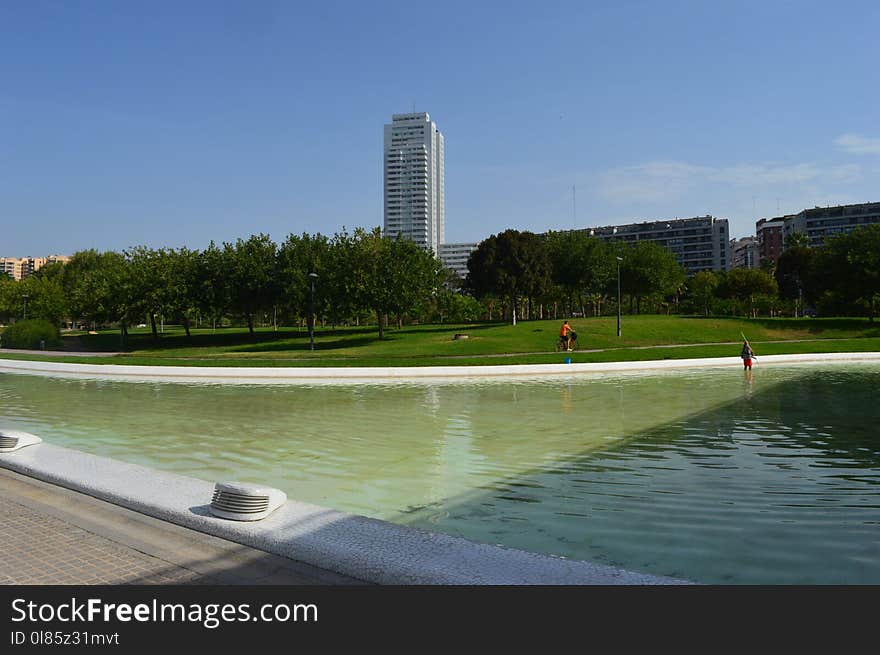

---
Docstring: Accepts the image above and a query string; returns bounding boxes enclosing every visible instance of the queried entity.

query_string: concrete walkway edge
[2,351,879,384]
[0,443,688,585]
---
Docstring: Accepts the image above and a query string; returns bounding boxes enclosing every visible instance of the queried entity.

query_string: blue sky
[2,0,878,255]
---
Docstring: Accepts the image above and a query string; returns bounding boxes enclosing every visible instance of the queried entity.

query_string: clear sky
[2,0,878,255]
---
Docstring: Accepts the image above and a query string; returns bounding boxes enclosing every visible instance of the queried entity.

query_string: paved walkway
[1,336,867,364]
[0,348,120,357]
[0,469,361,585]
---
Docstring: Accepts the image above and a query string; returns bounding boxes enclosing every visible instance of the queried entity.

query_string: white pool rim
[0,443,688,585]
[1,351,879,385]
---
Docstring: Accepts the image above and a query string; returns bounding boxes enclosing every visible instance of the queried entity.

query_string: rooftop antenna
[777,198,780,214]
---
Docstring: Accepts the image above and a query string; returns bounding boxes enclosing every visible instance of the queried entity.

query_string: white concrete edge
[0,443,689,585]
[2,352,880,385]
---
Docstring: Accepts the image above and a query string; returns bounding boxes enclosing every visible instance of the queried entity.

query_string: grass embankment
[2,316,879,367]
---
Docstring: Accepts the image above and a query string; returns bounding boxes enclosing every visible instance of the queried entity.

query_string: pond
[1,363,878,583]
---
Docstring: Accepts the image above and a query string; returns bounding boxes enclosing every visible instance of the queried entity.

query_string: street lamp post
[615,257,623,337]
[22,294,29,321]
[308,272,318,351]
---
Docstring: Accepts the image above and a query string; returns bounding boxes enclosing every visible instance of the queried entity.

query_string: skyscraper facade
[383,112,445,253]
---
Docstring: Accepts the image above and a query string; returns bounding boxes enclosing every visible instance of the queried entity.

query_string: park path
[0,468,359,585]
[0,348,120,357]
[0,336,869,363]
[436,336,871,359]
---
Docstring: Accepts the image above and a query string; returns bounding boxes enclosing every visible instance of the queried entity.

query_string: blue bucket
[564,357,572,364]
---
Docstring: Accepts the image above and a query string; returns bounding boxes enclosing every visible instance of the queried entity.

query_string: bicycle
[554,333,578,352]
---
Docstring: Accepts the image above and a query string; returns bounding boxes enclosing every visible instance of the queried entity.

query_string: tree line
[2,223,878,342]
[465,229,687,323]
[0,228,450,343]
[463,225,880,323]
[772,224,880,321]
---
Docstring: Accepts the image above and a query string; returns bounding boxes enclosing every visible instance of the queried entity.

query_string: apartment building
[782,201,880,247]
[730,236,759,269]
[383,112,445,254]
[755,216,787,267]
[438,242,478,281]
[582,215,730,273]
[0,255,69,280]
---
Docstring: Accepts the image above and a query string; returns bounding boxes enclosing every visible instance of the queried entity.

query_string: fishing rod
[741,331,757,359]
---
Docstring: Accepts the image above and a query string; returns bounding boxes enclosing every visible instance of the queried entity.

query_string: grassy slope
[2,315,878,367]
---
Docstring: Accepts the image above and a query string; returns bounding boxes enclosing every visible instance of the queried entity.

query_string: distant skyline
[2,0,878,253]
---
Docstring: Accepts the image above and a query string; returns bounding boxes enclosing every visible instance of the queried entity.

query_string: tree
[785,231,811,249]
[844,225,880,321]
[163,247,203,337]
[0,275,20,323]
[429,289,483,323]
[351,228,442,339]
[389,236,444,326]
[545,231,611,316]
[19,274,67,326]
[224,234,279,336]
[277,232,331,328]
[350,228,395,339]
[466,229,551,325]
[618,241,685,314]
[775,246,817,316]
[125,246,166,341]
[63,249,106,327]
[465,235,498,311]
[689,270,719,316]
[197,242,230,331]
[759,257,776,277]
[63,250,134,344]
[101,253,138,345]
[516,231,553,319]
[721,268,778,317]
[820,225,880,321]
[325,229,362,327]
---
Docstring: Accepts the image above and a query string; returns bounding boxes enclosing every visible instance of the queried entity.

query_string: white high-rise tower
[383,112,445,253]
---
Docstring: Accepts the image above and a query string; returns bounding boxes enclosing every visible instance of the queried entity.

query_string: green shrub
[0,319,62,349]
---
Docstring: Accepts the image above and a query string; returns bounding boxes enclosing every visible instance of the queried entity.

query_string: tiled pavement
[0,496,209,585]
[0,469,361,585]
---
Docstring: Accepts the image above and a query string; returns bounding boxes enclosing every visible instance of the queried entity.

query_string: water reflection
[1,364,878,583]
[401,367,880,583]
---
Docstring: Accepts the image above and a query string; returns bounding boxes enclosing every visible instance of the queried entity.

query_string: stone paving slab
[0,469,361,586]
[0,496,209,585]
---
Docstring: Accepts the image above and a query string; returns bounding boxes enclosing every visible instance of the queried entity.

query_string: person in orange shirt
[560,320,574,351]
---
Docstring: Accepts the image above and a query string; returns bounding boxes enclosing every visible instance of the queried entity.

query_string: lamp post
[308,272,318,351]
[615,257,623,337]
[22,294,29,321]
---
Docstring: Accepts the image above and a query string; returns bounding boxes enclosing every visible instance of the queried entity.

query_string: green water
[1,365,878,584]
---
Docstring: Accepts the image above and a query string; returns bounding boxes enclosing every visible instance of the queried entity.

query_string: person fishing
[741,339,756,371]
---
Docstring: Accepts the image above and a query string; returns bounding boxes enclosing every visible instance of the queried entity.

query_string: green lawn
[3,315,879,367]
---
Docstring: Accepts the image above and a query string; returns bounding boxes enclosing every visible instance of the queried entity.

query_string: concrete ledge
[1,352,879,385]
[0,443,688,585]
